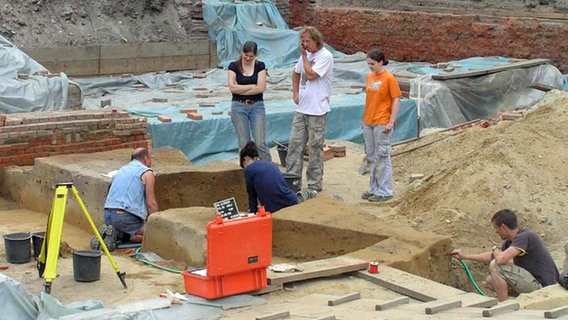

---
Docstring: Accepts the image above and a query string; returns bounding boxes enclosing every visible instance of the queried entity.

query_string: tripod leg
[37,191,57,278]
[41,185,68,291]
[70,185,127,289]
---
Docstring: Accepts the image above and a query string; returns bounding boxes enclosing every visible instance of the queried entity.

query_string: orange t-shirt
[363,71,402,126]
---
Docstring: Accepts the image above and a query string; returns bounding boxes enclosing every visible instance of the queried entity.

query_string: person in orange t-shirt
[361,49,401,202]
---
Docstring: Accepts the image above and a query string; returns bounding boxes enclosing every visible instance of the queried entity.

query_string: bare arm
[292,70,300,105]
[449,249,493,263]
[493,246,520,265]
[142,170,158,215]
[228,69,266,96]
[384,97,400,133]
[300,45,319,81]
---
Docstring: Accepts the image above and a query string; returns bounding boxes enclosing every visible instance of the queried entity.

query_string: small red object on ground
[368,261,379,274]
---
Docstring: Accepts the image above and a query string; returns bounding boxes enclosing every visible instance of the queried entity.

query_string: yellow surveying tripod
[37,182,127,293]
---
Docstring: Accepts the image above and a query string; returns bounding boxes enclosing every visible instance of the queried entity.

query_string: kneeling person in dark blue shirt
[240,141,298,213]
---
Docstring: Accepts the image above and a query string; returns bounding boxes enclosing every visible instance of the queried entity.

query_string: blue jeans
[104,209,144,236]
[363,124,393,197]
[231,100,272,161]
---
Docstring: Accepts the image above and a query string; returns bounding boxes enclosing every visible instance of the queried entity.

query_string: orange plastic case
[182,208,272,299]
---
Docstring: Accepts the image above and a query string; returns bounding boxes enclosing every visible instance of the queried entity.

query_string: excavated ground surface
[2,91,568,313]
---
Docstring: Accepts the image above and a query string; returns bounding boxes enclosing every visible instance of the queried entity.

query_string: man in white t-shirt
[286,26,334,194]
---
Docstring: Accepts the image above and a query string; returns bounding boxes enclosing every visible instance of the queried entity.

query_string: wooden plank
[24,41,216,76]
[267,256,368,286]
[23,46,99,62]
[544,305,568,319]
[375,296,410,311]
[315,316,335,320]
[251,283,283,296]
[425,299,462,315]
[36,61,100,77]
[482,301,520,317]
[99,55,211,75]
[355,266,465,302]
[100,41,210,59]
[529,82,558,92]
[255,311,290,320]
[327,292,361,306]
[457,292,498,308]
[431,59,550,80]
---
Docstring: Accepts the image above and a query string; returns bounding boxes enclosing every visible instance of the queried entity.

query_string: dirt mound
[0,0,204,48]
[389,90,568,272]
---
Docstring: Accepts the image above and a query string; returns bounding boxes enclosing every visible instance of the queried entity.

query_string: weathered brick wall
[0,110,151,167]
[273,0,291,24]
[287,2,568,72]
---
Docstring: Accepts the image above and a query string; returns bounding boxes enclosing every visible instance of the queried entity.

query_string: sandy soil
[0,144,397,312]
[2,90,568,314]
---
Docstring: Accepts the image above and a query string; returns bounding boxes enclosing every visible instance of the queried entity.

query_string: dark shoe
[368,195,393,202]
[361,191,372,200]
[103,225,119,251]
[90,224,118,251]
[559,274,568,290]
[90,224,109,250]
[89,235,100,250]
[296,188,318,203]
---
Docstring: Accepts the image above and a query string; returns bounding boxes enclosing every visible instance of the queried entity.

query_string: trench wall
[288,0,568,73]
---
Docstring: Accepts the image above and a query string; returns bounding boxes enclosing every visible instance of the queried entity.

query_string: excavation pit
[0,147,457,289]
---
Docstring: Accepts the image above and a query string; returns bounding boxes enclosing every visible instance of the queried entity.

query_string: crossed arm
[228,70,267,96]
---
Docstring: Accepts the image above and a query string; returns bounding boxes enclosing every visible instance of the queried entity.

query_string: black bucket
[3,232,31,264]
[276,144,288,167]
[282,172,301,193]
[32,231,45,260]
[73,250,102,282]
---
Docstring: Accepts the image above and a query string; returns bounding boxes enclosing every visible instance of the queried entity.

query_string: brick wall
[287,2,568,73]
[273,0,291,24]
[0,110,151,167]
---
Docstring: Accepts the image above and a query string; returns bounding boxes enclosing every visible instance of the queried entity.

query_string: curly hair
[299,26,324,50]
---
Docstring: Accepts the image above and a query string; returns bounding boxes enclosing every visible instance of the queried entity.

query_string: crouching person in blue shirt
[240,141,298,214]
[91,147,158,251]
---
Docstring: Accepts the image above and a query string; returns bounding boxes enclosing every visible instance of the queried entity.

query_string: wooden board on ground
[251,283,284,296]
[355,265,465,302]
[268,256,368,286]
[431,58,550,80]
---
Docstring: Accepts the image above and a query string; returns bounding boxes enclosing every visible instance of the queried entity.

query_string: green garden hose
[133,248,182,274]
[459,259,486,296]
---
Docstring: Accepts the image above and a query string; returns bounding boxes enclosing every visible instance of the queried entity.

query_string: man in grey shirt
[450,209,559,301]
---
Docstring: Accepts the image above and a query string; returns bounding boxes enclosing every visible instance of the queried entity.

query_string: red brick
[323,147,334,161]
[187,113,203,121]
[329,145,347,157]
